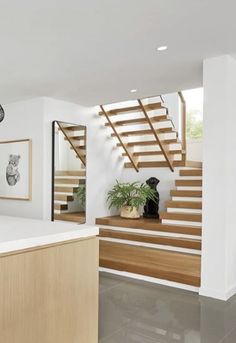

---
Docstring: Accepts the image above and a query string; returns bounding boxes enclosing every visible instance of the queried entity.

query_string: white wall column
[200,55,236,300]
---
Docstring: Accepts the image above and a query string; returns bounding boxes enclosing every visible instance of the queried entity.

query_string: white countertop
[0,215,98,254]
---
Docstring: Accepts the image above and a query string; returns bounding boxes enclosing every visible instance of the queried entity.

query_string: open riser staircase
[97,166,202,289]
[53,122,86,223]
[99,95,186,171]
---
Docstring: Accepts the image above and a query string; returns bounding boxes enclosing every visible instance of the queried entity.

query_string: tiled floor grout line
[217,325,236,343]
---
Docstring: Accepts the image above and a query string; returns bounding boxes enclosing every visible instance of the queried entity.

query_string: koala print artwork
[6,154,21,186]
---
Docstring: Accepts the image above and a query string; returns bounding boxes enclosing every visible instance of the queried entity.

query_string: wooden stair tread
[64,135,85,141]
[125,161,185,168]
[105,115,169,127]
[54,212,85,223]
[100,241,201,286]
[96,216,201,236]
[117,138,178,147]
[160,212,202,222]
[180,169,202,177]
[122,150,182,157]
[170,190,202,197]
[54,194,74,201]
[54,178,85,185]
[99,229,201,250]
[99,102,165,116]
[175,180,202,187]
[166,200,202,209]
[54,186,78,193]
[61,125,85,131]
[54,203,68,210]
[111,127,174,137]
[55,170,86,177]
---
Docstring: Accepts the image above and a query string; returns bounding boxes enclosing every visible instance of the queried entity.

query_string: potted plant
[107,181,157,219]
[75,185,86,207]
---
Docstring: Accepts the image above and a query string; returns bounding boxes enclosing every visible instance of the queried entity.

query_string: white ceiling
[0,0,236,106]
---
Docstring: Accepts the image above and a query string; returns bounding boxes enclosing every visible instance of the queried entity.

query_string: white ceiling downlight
[157,46,168,52]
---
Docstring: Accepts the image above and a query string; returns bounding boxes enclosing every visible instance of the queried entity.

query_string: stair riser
[162,219,202,227]
[167,208,202,214]
[172,197,202,202]
[99,237,201,255]
[176,186,202,191]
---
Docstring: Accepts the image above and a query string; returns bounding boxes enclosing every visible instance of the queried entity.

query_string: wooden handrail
[137,99,174,172]
[100,105,139,172]
[178,91,187,161]
[57,121,86,166]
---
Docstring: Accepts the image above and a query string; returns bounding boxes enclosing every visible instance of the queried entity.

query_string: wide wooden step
[54,178,85,185]
[180,169,202,177]
[99,229,201,250]
[55,170,86,177]
[125,160,185,168]
[54,194,74,202]
[160,212,202,222]
[54,203,68,211]
[117,138,178,147]
[105,115,169,127]
[170,190,202,198]
[54,212,85,223]
[100,241,201,286]
[165,201,202,209]
[54,186,78,193]
[175,180,202,187]
[99,102,165,116]
[111,127,174,137]
[122,149,182,157]
[96,216,202,236]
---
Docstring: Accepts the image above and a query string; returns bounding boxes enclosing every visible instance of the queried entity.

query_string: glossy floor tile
[99,272,236,343]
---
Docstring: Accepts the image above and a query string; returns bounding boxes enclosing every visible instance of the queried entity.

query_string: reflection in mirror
[52,121,86,224]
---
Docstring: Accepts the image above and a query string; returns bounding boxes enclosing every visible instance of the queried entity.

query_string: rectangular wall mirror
[52,121,86,224]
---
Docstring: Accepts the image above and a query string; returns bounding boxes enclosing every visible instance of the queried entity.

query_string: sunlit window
[183,88,203,140]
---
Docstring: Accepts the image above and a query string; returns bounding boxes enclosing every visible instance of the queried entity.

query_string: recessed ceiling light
[130,89,137,93]
[157,46,168,51]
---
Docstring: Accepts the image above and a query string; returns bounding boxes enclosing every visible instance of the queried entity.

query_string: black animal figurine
[143,177,160,219]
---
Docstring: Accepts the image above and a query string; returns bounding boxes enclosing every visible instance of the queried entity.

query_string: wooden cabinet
[0,237,99,343]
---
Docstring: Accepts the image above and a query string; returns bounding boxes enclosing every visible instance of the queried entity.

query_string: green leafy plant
[107,181,157,210]
[75,186,86,206]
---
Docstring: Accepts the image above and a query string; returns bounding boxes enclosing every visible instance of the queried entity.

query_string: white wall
[187,139,203,161]
[0,98,44,219]
[200,55,236,300]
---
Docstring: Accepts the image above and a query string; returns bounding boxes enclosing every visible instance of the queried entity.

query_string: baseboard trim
[199,284,236,301]
[100,267,199,293]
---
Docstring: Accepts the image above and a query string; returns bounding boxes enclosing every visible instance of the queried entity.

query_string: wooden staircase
[53,122,87,223]
[96,166,202,288]
[54,170,86,223]
[160,167,202,228]
[99,95,187,172]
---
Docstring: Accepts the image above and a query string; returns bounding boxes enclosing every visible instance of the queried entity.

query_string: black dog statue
[143,177,160,219]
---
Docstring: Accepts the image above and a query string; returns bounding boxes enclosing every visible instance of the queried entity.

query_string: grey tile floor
[99,272,236,343]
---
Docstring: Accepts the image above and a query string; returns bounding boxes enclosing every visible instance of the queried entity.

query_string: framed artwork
[0,139,32,200]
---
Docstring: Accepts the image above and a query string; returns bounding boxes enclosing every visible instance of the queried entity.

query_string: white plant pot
[120,206,140,219]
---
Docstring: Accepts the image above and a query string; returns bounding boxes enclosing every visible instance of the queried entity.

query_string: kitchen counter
[0,215,98,254]
[0,215,99,343]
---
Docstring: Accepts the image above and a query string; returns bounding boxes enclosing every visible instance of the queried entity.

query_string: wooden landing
[100,240,201,286]
[54,212,85,223]
[96,216,201,236]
